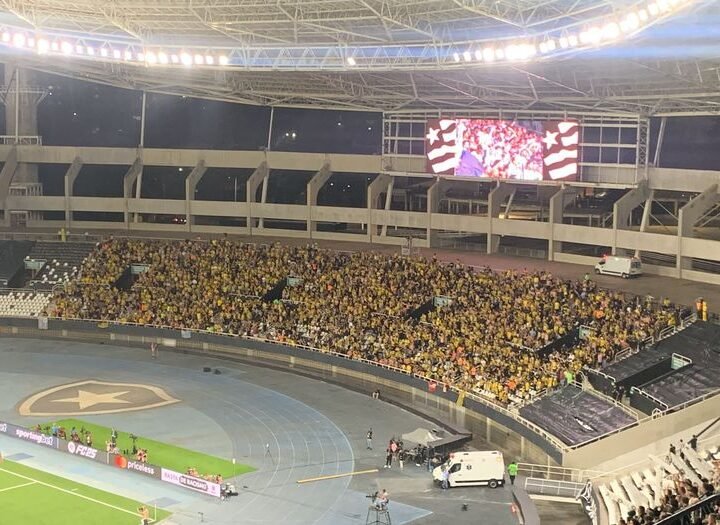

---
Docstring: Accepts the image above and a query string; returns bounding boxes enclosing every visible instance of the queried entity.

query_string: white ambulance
[594,255,643,279]
[432,450,506,488]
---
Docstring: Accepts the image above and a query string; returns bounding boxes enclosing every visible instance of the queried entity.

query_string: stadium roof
[0,0,718,115]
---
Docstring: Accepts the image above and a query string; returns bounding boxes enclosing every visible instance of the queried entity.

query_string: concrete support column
[63,157,83,227]
[306,161,332,237]
[122,158,143,226]
[0,147,18,226]
[367,173,391,242]
[487,182,515,254]
[612,180,650,254]
[4,65,42,183]
[246,160,269,234]
[381,178,395,237]
[548,186,569,262]
[184,160,207,231]
[677,184,719,274]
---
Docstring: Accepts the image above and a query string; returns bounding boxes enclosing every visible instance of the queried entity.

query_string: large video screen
[425,119,579,181]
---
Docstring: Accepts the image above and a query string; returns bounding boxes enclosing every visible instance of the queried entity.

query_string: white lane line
[0,467,139,517]
[0,481,36,493]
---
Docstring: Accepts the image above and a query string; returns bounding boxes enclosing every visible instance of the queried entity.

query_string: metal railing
[518,462,606,483]
[523,477,586,498]
[0,135,42,145]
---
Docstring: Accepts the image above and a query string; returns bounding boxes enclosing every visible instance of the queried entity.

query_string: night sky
[8,71,720,200]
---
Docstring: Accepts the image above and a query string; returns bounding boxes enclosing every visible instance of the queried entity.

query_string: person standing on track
[150,342,157,360]
[366,428,373,450]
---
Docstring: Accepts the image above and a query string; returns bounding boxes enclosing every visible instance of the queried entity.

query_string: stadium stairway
[0,240,34,288]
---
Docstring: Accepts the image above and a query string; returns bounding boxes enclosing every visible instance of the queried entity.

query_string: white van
[432,450,505,488]
[594,256,642,279]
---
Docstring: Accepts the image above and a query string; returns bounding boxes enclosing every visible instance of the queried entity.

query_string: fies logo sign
[66,441,98,459]
[17,379,180,416]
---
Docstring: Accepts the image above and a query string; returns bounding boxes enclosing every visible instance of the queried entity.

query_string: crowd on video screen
[456,119,544,180]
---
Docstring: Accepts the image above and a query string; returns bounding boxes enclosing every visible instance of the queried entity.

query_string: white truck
[432,450,506,488]
[594,255,642,279]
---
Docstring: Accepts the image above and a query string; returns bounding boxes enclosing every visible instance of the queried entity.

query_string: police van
[432,450,506,488]
[594,255,643,279]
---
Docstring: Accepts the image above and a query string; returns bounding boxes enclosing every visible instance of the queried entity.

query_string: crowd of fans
[51,238,684,406]
[619,440,720,525]
[457,119,544,180]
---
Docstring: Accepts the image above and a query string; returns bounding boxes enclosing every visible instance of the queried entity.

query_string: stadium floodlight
[205,56,213,65]
[638,8,649,20]
[180,53,192,66]
[452,52,460,62]
[113,49,121,59]
[539,42,547,53]
[146,52,158,64]
[86,46,95,56]
[124,50,132,60]
[1,32,9,43]
[495,48,505,60]
[51,41,59,52]
[27,37,35,48]
[171,54,180,64]
[483,47,495,61]
[657,0,671,11]
[61,41,73,55]
[602,22,620,40]
[37,39,49,54]
[100,47,108,57]
[648,2,659,15]
[559,37,569,49]
[218,55,229,65]
[474,49,483,61]
[12,33,25,47]
[194,54,204,65]
[346,56,356,66]
[158,52,168,64]
[137,52,145,62]
[568,34,579,47]
[75,44,84,54]
[462,51,471,62]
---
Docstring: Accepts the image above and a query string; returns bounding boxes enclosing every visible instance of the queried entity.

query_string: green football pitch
[44,418,255,478]
[0,459,172,525]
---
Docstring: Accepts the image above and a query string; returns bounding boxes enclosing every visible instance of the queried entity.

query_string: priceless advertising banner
[111,453,161,479]
[161,468,222,498]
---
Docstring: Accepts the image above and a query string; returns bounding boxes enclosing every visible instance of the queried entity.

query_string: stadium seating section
[599,438,720,525]
[25,241,95,290]
[518,385,638,446]
[0,290,51,317]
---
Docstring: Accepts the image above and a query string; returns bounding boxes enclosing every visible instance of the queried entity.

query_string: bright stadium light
[559,37,569,49]
[100,47,108,57]
[61,41,73,55]
[452,52,460,62]
[137,52,145,62]
[171,54,180,64]
[483,47,495,61]
[124,50,132,60]
[495,48,505,60]
[86,46,95,56]
[75,44,84,54]
[474,49,483,61]
[346,56,356,66]
[602,22,620,40]
[205,55,214,65]
[648,2,659,16]
[12,33,26,47]
[113,49,121,59]
[158,52,168,64]
[218,55,229,65]
[51,41,59,52]
[568,34,579,47]
[638,8,649,20]
[146,52,158,64]
[194,54,204,65]
[37,39,49,54]
[27,37,35,48]
[180,53,192,66]
[546,39,556,52]
[462,50,471,62]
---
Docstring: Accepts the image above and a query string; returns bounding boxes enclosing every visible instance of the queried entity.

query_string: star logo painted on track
[52,389,131,410]
[17,380,180,416]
